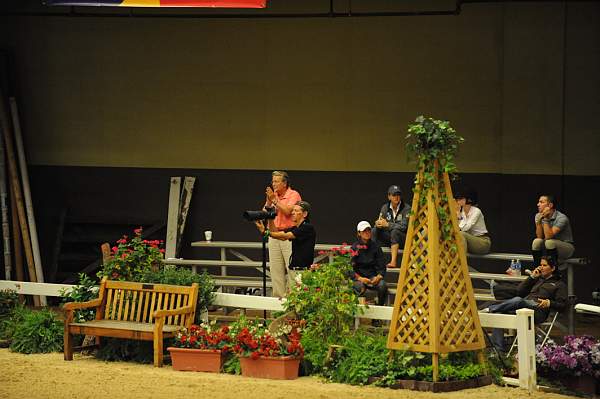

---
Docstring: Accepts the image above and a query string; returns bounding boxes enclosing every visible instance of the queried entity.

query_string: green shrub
[9,308,63,354]
[0,290,22,341]
[0,289,20,320]
[138,266,215,322]
[284,249,360,373]
[60,273,98,322]
[0,303,28,341]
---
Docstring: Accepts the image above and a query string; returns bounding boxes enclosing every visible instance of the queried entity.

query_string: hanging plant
[405,116,464,241]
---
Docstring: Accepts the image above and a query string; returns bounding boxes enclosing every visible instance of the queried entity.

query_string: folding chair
[507,311,559,357]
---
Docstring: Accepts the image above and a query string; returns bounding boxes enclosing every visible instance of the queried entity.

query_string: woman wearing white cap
[351,221,387,306]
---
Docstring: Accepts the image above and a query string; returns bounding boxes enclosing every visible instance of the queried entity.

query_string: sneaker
[480,308,490,313]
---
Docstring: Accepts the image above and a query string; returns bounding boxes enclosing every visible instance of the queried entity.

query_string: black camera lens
[243,208,277,221]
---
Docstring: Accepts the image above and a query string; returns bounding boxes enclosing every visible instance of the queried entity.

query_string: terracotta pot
[239,356,300,380]
[167,347,224,372]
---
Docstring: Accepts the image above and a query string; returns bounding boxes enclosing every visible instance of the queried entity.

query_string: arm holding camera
[254,220,295,241]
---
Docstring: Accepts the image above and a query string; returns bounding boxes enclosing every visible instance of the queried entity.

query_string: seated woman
[455,189,491,255]
[484,256,567,352]
[351,221,387,306]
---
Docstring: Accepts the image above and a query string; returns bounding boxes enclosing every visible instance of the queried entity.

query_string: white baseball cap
[356,221,372,232]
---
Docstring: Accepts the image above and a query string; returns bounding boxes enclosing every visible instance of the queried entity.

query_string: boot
[532,249,543,268]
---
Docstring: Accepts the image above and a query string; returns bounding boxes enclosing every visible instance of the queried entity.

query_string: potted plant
[537,335,600,396]
[232,317,303,380]
[168,324,231,372]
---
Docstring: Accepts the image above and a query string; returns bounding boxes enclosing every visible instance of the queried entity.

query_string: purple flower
[537,335,600,378]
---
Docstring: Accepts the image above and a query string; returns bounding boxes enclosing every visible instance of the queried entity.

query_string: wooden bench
[63,277,199,367]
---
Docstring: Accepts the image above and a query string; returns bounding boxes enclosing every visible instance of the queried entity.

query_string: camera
[243,206,277,221]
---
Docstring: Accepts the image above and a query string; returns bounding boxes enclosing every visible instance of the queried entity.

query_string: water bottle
[514,259,522,276]
[507,259,516,275]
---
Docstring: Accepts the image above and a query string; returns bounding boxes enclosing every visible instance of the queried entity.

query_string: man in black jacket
[484,256,567,352]
[372,185,410,268]
[351,221,387,306]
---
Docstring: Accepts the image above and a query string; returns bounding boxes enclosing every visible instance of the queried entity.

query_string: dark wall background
[29,165,600,302]
[0,1,598,302]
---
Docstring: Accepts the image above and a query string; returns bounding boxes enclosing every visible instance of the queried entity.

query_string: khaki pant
[460,232,491,255]
[268,237,292,298]
[531,238,574,260]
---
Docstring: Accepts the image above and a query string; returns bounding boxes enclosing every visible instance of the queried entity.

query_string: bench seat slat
[70,320,181,333]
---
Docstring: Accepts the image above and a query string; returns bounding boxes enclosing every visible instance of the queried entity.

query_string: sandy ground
[0,349,576,399]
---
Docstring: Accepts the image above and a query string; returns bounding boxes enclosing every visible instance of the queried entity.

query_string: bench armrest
[63,298,103,311]
[153,305,194,319]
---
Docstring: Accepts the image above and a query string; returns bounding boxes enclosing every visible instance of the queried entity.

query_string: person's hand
[266,186,277,204]
[359,276,371,285]
[540,207,553,219]
[537,298,550,309]
[531,266,542,278]
[254,221,265,234]
[375,217,388,228]
[371,275,382,285]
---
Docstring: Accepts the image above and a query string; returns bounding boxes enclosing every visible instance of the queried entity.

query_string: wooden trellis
[387,166,486,381]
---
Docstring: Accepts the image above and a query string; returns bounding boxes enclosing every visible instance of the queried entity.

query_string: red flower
[250,351,260,360]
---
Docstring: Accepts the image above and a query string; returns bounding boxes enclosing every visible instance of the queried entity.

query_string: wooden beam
[165,177,181,259]
[175,176,195,258]
[9,98,45,289]
[0,88,41,305]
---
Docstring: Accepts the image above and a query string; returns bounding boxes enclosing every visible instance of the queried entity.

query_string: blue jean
[488,297,548,352]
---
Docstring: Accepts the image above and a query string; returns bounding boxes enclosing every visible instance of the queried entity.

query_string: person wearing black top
[255,201,316,295]
[351,221,387,306]
[483,256,567,352]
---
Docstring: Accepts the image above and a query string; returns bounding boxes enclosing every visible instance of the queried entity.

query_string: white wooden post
[516,308,536,391]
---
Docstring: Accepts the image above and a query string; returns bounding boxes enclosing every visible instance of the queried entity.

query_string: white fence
[0,280,536,391]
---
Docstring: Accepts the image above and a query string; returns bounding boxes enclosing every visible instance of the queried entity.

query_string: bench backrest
[96,278,198,327]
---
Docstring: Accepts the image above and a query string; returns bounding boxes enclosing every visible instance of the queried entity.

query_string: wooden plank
[136,291,145,322]
[167,293,175,325]
[149,292,157,322]
[116,288,126,320]
[104,288,114,319]
[129,290,138,321]
[0,89,41,306]
[175,176,195,258]
[9,185,24,285]
[9,97,45,294]
[174,294,182,325]
[122,290,131,321]
[165,177,181,259]
[104,280,197,294]
[142,291,150,323]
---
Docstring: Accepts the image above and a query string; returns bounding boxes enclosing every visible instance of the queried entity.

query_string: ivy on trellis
[406,116,464,245]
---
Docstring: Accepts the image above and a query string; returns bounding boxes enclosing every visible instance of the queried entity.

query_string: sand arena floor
[0,349,579,399]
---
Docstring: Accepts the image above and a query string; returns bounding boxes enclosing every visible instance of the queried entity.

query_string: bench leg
[64,329,73,361]
[154,334,164,367]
